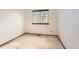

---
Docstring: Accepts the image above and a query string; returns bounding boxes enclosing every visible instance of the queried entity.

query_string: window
[32,9,49,25]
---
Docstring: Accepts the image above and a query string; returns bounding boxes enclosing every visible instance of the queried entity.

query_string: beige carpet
[0,34,64,49]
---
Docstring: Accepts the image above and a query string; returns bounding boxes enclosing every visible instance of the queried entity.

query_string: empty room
[0,9,79,49]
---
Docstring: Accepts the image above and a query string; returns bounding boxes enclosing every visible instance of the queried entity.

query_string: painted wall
[59,9,79,48]
[24,9,58,35]
[0,10,24,45]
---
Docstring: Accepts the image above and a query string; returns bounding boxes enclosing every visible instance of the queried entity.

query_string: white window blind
[32,10,49,24]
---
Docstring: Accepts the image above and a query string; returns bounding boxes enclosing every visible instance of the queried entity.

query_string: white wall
[59,9,79,49]
[0,10,24,45]
[24,9,58,35]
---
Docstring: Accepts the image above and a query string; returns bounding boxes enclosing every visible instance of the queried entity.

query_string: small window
[32,9,49,25]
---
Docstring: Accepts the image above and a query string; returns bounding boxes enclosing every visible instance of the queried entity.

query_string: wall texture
[59,9,79,49]
[24,9,58,35]
[0,10,24,45]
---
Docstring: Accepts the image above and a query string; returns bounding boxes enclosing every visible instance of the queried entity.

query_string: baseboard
[25,32,58,36]
[57,36,66,49]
